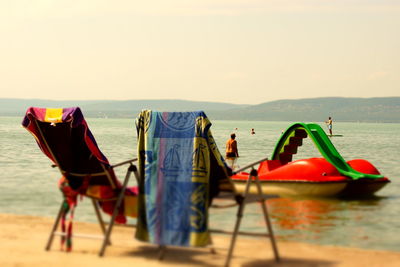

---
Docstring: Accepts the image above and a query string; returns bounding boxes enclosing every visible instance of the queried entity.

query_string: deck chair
[22,107,140,256]
[135,110,279,266]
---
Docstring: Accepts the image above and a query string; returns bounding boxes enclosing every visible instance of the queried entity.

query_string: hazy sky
[1,1,399,104]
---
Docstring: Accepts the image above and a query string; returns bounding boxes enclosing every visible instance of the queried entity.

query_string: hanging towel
[135,110,234,247]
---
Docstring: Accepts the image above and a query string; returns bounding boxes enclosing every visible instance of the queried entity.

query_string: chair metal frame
[223,157,280,266]
[45,159,140,256]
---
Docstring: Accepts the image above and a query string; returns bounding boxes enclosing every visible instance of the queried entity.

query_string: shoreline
[1,213,400,267]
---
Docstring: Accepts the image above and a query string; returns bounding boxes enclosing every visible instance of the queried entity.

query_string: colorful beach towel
[22,106,138,222]
[135,110,235,247]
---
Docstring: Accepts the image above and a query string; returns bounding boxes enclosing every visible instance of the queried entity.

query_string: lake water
[1,116,399,251]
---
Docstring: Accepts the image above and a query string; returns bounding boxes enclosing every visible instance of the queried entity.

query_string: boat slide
[271,122,384,180]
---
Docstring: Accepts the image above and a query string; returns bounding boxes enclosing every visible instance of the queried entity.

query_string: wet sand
[1,213,399,267]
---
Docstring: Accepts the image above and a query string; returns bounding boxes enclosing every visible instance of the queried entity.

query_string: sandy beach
[1,213,399,267]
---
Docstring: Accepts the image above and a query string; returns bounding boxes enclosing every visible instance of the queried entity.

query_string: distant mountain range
[1,97,399,122]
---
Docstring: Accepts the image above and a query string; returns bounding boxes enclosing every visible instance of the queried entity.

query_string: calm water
[1,117,399,251]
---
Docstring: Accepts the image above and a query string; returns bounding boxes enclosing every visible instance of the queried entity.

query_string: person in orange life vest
[225,133,239,169]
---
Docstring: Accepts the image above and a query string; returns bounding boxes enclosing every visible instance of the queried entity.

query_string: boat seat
[258,160,282,175]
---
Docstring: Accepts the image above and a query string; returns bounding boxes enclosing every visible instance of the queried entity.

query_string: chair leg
[224,200,245,267]
[225,169,280,266]
[254,175,280,262]
[98,165,134,256]
[45,200,65,251]
[208,234,216,254]
[259,200,280,262]
[158,245,166,260]
[92,199,111,246]
[225,171,254,267]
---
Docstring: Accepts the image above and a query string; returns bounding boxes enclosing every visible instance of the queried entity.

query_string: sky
[1,1,399,104]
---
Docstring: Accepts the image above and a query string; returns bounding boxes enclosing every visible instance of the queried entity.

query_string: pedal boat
[231,122,390,197]
[232,158,389,197]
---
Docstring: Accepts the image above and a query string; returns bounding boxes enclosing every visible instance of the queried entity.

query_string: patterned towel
[135,110,235,247]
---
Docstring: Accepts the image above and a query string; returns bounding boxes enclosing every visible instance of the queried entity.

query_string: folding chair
[22,107,139,256]
[135,110,279,266]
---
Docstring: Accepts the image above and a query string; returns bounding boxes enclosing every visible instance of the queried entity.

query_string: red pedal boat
[231,123,390,197]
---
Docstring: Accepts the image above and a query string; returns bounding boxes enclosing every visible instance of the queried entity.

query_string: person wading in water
[225,133,239,169]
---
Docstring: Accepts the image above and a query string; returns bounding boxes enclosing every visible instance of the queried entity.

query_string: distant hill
[211,97,400,123]
[0,99,248,118]
[1,97,399,122]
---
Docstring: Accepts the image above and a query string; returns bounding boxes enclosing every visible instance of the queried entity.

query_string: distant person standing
[251,128,255,135]
[226,133,239,169]
[325,117,333,136]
